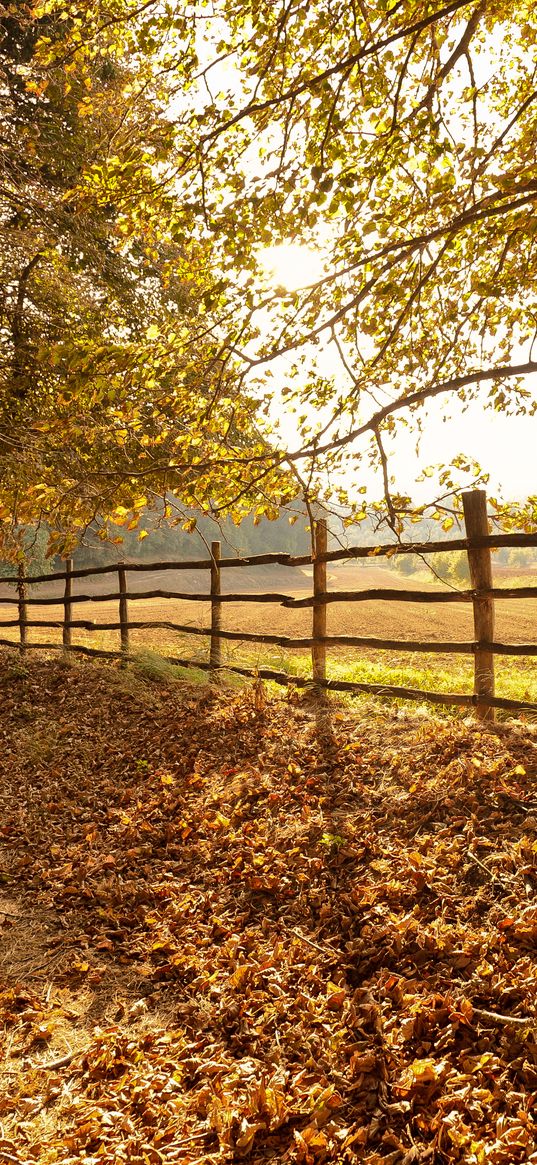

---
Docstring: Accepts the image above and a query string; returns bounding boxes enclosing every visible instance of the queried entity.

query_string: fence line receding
[1,489,536,720]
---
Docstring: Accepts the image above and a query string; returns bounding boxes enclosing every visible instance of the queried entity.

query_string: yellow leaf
[409,1058,447,1083]
[229,964,250,989]
[326,983,346,1010]
[235,1120,258,1153]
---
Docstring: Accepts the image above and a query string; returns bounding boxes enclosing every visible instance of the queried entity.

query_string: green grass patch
[329,651,537,707]
[220,645,537,718]
[132,648,210,687]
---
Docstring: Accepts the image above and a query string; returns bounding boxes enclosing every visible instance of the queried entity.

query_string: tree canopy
[0,1,292,556]
[1,0,536,553]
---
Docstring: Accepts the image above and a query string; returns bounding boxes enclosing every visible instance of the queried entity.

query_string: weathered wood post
[462,489,495,722]
[118,563,129,661]
[63,557,73,653]
[210,540,222,675]
[312,518,327,690]
[17,562,28,653]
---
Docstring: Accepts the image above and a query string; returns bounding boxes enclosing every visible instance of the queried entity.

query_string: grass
[255,649,536,714]
[209,636,535,719]
[131,647,209,686]
[330,650,537,710]
[2,632,536,716]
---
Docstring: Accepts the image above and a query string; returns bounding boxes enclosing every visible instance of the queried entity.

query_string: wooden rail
[463,492,495,722]
[312,518,327,688]
[1,585,537,607]
[1,638,535,715]
[1,489,536,717]
[17,563,27,654]
[63,557,72,652]
[210,539,221,674]
[0,618,536,655]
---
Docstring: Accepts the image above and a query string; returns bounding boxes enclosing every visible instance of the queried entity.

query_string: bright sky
[260,244,537,504]
[390,397,537,503]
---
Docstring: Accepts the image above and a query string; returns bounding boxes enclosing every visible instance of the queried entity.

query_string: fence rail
[1,489,536,719]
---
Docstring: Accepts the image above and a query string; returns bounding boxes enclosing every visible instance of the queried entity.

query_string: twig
[290,928,339,958]
[466,850,497,878]
[410,799,446,836]
[473,1007,535,1028]
[162,1131,216,1156]
[466,851,509,887]
[40,1049,82,1071]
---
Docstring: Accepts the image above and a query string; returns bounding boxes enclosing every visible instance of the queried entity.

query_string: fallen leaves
[0,655,536,1162]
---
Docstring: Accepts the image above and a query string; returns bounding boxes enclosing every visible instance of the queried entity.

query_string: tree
[3,0,537,553]
[0,1,294,557]
[426,550,470,584]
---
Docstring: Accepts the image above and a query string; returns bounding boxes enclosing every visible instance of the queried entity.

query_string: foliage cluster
[1,0,537,557]
[72,505,312,567]
[0,2,293,558]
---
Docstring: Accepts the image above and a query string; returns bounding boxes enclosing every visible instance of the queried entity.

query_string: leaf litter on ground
[0,653,536,1163]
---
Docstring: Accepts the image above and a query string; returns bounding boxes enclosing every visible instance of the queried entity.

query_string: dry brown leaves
[0,653,536,1164]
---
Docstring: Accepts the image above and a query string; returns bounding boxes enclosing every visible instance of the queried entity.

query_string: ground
[1,654,537,1164]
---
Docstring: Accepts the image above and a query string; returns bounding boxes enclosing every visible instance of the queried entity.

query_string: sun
[260,243,326,292]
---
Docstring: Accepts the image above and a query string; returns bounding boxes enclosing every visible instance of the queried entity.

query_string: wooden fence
[2,489,537,721]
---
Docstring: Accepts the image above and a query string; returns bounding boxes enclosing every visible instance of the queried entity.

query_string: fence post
[118,563,129,661]
[63,557,73,653]
[17,562,28,653]
[462,489,495,722]
[312,518,327,690]
[210,540,222,675]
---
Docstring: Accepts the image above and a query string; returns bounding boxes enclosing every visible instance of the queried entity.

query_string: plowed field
[0,564,535,652]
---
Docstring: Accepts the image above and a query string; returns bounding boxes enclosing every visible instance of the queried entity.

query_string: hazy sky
[200,27,537,507]
[387,396,537,503]
[260,246,537,504]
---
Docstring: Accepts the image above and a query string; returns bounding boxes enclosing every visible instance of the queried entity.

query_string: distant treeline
[395,546,537,582]
[2,505,535,578]
[73,507,313,569]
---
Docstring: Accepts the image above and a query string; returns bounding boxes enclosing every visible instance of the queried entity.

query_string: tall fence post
[17,562,28,653]
[312,518,327,690]
[210,540,222,675]
[118,563,129,662]
[63,557,73,653]
[462,489,495,722]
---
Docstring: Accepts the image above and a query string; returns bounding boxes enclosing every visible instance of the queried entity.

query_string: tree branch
[292,360,537,465]
[416,2,485,112]
[194,0,476,149]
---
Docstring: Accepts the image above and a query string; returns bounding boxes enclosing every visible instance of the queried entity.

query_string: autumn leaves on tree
[1,0,536,554]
